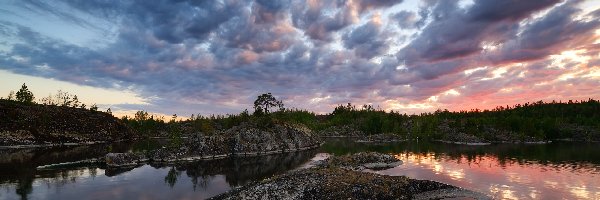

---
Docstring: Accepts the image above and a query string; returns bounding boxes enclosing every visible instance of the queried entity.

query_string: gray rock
[321,152,403,171]
[105,152,147,167]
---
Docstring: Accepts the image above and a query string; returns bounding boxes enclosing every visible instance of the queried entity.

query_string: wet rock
[105,152,147,167]
[319,152,402,171]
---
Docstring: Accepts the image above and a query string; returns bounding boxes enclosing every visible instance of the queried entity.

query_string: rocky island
[212,152,489,200]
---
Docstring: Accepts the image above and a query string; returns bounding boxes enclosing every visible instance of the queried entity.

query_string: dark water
[1,139,599,199]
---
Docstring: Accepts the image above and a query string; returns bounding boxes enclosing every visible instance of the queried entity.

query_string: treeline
[122,93,320,138]
[321,99,600,140]
[10,83,592,142]
[2,83,105,112]
[125,97,600,141]
[427,99,600,140]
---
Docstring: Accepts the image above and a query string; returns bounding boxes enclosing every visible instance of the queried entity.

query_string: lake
[1,139,599,199]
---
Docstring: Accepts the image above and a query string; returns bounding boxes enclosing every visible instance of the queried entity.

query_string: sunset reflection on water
[2,140,599,199]
[376,152,600,199]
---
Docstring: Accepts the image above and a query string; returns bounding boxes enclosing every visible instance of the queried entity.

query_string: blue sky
[0,0,599,117]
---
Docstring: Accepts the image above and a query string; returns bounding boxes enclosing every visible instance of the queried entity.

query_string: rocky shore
[212,152,489,200]
[355,133,407,143]
[105,122,321,167]
[315,152,403,171]
[317,125,365,137]
[436,120,551,145]
[0,100,135,147]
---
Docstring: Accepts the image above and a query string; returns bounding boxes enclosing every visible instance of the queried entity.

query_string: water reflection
[2,139,600,199]
[0,141,317,200]
[320,139,600,199]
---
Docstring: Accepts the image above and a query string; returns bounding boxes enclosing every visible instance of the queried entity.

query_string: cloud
[0,0,598,116]
[342,18,389,59]
[390,11,419,29]
[291,0,403,41]
[489,0,600,64]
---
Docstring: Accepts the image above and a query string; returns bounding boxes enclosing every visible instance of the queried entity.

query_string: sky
[0,0,599,117]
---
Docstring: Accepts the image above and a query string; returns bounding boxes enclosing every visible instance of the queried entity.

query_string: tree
[72,95,80,108]
[15,83,35,103]
[134,110,149,121]
[90,104,99,111]
[6,91,14,100]
[253,93,284,114]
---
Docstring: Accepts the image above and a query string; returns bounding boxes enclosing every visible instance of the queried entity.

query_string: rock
[363,161,404,170]
[319,152,402,171]
[105,152,147,167]
[355,133,407,143]
[317,125,365,137]
[0,99,136,146]
[211,167,490,200]
[105,122,322,167]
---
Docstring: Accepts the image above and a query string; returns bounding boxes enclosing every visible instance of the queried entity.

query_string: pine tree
[15,83,34,103]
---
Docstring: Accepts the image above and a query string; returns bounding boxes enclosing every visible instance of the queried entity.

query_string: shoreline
[433,140,556,145]
[35,143,324,169]
[0,141,111,149]
[104,143,324,168]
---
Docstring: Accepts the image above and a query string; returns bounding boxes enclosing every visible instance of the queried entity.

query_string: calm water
[1,139,599,199]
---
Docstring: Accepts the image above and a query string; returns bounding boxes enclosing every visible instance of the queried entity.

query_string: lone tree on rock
[15,83,35,103]
[253,93,284,115]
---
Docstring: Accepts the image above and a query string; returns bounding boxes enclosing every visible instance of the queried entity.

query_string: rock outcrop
[105,122,321,167]
[0,100,136,146]
[318,152,403,171]
[105,152,147,167]
[317,125,365,137]
[355,133,407,143]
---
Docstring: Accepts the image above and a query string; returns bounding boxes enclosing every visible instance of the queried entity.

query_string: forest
[4,83,600,142]
[122,95,600,142]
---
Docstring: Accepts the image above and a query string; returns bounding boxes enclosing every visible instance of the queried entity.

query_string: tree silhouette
[253,93,284,114]
[6,91,15,100]
[15,83,34,103]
